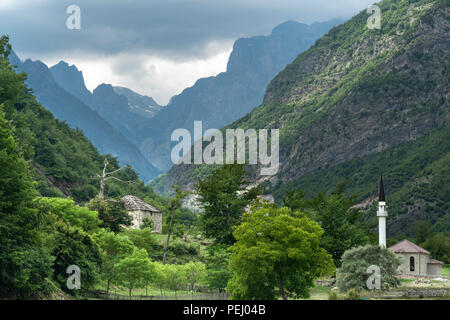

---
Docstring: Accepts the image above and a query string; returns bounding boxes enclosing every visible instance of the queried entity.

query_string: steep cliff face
[256,1,449,186]
[153,0,449,234]
[91,83,143,141]
[112,86,162,118]
[49,61,162,144]
[50,61,93,106]
[141,19,343,171]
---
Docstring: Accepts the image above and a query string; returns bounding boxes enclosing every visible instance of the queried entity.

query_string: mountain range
[9,55,161,182]
[10,19,343,176]
[16,20,342,176]
[151,0,449,236]
[141,19,344,171]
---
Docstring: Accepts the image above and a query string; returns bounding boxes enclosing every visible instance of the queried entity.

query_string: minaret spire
[379,175,385,202]
[377,175,387,248]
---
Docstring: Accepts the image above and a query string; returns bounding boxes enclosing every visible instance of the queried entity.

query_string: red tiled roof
[388,239,430,254]
[428,259,444,264]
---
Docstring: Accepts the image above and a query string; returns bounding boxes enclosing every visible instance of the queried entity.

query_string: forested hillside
[9,54,160,182]
[1,38,199,298]
[153,0,449,236]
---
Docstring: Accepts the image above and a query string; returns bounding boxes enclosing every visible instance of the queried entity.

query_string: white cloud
[0,0,21,10]
[25,40,233,105]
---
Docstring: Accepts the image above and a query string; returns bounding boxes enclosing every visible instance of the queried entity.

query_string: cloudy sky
[0,0,375,105]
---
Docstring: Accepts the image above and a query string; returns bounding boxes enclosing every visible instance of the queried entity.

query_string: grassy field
[93,284,206,299]
[442,264,450,276]
[306,285,332,300]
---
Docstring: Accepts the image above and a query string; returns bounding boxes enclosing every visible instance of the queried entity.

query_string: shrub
[336,245,402,292]
[344,289,361,300]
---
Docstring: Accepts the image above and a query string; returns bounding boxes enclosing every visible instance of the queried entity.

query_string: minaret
[377,175,387,248]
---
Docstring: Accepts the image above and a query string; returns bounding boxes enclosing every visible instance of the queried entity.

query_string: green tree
[412,220,433,244]
[205,244,232,292]
[183,261,206,293]
[152,262,167,296]
[114,248,153,298]
[0,47,54,297]
[35,197,101,233]
[195,164,259,245]
[164,264,187,298]
[432,213,450,236]
[336,244,402,293]
[93,230,134,294]
[51,222,102,292]
[284,186,369,267]
[142,261,157,296]
[282,189,310,211]
[87,197,132,232]
[422,234,450,264]
[123,227,159,259]
[227,203,335,300]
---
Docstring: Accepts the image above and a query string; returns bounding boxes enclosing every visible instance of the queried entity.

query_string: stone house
[389,239,443,276]
[122,195,162,233]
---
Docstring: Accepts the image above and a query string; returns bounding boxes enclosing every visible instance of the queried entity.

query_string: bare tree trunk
[99,178,105,199]
[106,279,110,294]
[278,275,288,300]
[95,159,133,200]
[163,230,172,264]
[162,207,176,264]
[98,159,108,199]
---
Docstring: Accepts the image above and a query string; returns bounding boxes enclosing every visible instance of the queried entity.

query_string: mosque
[377,176,443,276]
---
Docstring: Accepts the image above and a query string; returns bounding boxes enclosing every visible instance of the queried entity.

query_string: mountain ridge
[139,19,345,171]
[151,0,449,235]
[10,55,161,181]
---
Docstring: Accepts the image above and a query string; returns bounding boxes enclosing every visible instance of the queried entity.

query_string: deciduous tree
[87,197,132,232]
[114,248,153,298]
[227,203,335,300]
[35,197,101,233]
[93,230,134,294]
[183,261,206,293]
[205,244,232,292]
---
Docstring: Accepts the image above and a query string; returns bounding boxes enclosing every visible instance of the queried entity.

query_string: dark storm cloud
[0,0,375,59]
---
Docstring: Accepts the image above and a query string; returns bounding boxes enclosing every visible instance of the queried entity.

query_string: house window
[410,256,415,272]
